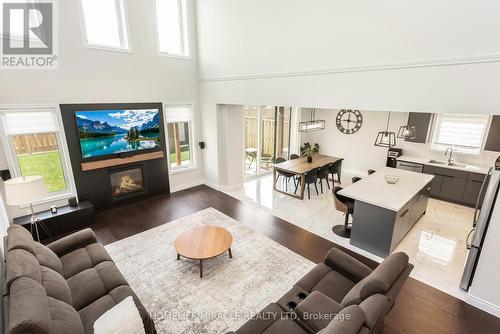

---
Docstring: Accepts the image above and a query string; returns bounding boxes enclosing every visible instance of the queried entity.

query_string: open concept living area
[1,1,500,333]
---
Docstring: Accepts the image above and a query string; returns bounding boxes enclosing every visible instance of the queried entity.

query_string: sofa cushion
[9,277,51,334]
[296,291,343,332]
[358,294,390,329]
[93,296,145,334]
[41,266,73,306]
[67,260,128,310]
[6,249,42,290]
[295,263,332,292]
[317,305,366,334]
[6,225,35,255]
[235,303,306,334]
[60,243,112,279]
[35,243,63,275]
[341,252,409,306]
[79,285,150,334]
[48,297,84,334]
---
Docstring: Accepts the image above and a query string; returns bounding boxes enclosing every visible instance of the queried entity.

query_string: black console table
[13,201,95,241]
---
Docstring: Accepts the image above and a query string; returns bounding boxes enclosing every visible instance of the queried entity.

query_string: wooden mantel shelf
[81,151,165,171]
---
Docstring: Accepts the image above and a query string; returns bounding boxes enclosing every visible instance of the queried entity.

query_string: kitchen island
[339,167,434,257]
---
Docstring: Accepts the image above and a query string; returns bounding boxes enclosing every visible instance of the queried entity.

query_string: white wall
[0,0,204,217]
[300,109,500,175]
[196,0,500,187]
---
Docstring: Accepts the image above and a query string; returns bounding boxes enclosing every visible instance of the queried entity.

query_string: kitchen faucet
[445,147,454,165]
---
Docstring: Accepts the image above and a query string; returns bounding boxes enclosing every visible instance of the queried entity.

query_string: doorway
[244,106,292,177]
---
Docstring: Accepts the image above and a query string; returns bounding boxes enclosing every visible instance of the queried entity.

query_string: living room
[1,1,500,334]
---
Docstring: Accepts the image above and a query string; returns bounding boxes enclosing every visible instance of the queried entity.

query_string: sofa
[3,225,156,334]
[229,247,413,334]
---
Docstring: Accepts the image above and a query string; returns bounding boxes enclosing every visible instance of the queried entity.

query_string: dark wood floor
[90,185,500,334]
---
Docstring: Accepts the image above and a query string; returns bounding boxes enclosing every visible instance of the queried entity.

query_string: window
[165,105,194,171]
[0,108,72,198]
[431,113,490,155]
[155,0,189,57]
[80,0,129,50]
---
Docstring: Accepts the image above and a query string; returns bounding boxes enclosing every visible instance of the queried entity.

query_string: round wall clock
[336,109,363,135]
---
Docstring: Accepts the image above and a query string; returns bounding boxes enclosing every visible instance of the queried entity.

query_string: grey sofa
[230,247,413,334]
[3,225,156,334]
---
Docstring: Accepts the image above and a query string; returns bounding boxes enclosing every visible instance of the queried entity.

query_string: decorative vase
[307,156,313,163]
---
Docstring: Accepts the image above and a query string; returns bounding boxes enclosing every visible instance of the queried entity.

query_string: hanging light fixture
[374,112,397,147]
[299,108,326,132]
[397,124,416,140]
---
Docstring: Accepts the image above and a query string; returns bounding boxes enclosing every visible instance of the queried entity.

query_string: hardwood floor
[90,185,500,334]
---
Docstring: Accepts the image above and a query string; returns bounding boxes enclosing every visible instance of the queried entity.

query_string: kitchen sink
[428,159,468,169]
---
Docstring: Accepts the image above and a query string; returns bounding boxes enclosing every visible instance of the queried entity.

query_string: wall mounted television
[75,108,161,159]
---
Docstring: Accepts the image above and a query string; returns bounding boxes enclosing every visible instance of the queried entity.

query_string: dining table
[272,154,343,200]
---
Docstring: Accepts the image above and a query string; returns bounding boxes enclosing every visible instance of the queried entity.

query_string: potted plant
[301,142,319,163]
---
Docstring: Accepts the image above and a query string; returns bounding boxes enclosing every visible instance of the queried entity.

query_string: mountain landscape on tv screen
[76,109,160,158]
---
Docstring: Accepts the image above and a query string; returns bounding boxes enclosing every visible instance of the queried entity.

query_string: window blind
[431,113,489,154]
[1,108,58,135]
[165,105,191,123]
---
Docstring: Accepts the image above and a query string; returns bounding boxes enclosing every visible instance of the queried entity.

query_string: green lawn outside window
[17,151,67,193]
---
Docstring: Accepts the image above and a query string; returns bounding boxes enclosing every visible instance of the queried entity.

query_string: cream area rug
[105,207,315,334]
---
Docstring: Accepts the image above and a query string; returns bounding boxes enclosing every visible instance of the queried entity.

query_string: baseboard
[170,179,206,193]
[466,294,500,317]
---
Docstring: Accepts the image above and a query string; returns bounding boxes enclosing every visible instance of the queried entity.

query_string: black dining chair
[295,167,319,199]
[332,186,355,238]
[368,169,376,175]
[290,154,300,160]
[318,163,331,193]
[329,159,343,185]
[275,157,296,192]
[351,176,362,184]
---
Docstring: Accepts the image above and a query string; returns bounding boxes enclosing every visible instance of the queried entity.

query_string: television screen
[75,109,160,158]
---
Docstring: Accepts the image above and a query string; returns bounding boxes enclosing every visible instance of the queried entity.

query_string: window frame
[430,113,490,155]
[164,104,196,174]
[154,0,191,59]
[78,0,132,53]
[0,105,76,204]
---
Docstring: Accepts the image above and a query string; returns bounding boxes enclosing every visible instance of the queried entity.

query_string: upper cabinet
[405,112,432,144]
[484,116,500,152]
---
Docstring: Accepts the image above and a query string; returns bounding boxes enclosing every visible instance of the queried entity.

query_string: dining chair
[295,167,319,199]
[275,157,296,192]
[328,159,343,185]
[368,169,376,175]
[318,163,331,193]
[352,176,362,184]
[290,154,300,160]
[332,186,355,238]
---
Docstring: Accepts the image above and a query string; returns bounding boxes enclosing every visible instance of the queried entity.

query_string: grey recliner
[3,224,156,334]
[230,247,413,334]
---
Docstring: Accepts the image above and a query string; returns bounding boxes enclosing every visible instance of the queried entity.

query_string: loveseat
[3,225,156,334]
[229,247,413,334]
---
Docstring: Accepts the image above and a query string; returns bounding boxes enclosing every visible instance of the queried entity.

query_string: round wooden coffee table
[174,225,233,278]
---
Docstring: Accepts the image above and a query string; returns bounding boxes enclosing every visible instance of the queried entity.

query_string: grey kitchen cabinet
[485,116,500,152]
[405,112,433,144]
[421,164,485,207]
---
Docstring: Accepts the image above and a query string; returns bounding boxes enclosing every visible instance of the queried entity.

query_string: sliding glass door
[244,106,292,177]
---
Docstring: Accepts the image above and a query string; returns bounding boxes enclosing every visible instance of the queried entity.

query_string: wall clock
[336,109,363,135]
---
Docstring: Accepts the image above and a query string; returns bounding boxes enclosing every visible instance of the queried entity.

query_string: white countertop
[397,155,490,174]
[338,167,434,212]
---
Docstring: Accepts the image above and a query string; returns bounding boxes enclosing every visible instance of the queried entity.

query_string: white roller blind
[1,109,58,135]
[165,105,191,123]
[432,113,489,154]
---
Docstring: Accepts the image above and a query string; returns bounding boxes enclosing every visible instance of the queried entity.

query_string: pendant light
[299,108,326,133]
[374,112,396,147]
[397,124,416,140]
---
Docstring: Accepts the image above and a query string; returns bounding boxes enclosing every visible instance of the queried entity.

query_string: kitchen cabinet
[405,112,433,144]
[421,164,485,207]
[485,116,500,152]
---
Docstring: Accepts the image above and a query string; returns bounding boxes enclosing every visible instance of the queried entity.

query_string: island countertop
[338,167,434,212]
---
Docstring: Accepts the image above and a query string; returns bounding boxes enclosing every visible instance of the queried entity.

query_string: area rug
[105,207,315,334]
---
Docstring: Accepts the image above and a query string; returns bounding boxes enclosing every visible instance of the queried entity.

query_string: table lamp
[5,175,51,241]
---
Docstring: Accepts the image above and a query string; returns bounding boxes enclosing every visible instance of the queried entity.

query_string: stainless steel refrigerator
[460,157,500,290]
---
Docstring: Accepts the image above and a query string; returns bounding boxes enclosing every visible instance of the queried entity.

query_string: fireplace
[108,165,145,200]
